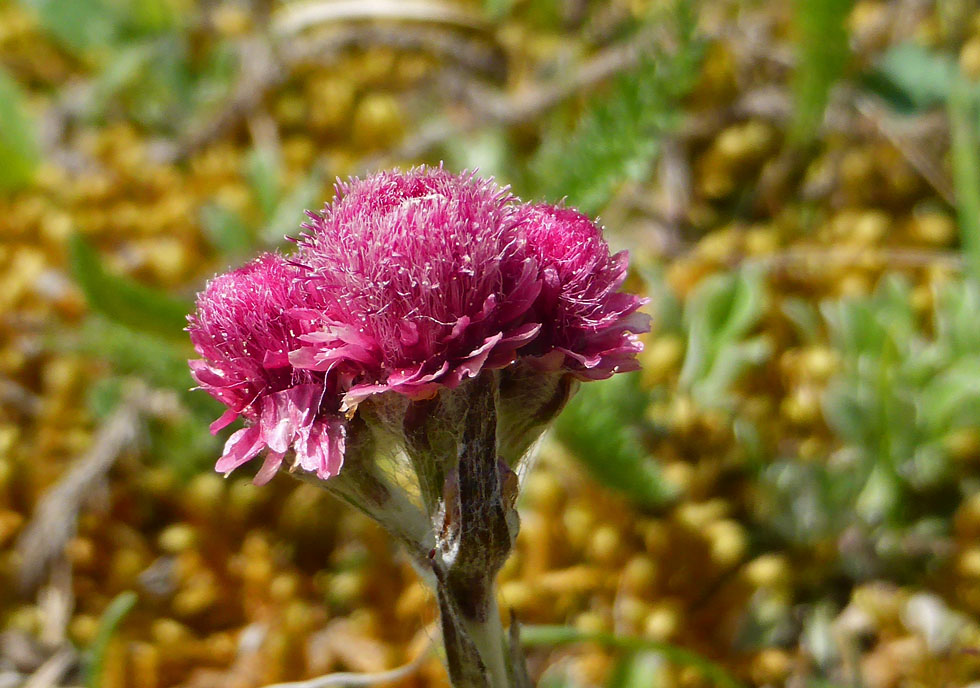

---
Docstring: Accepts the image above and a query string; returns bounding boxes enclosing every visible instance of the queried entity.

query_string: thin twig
[15,386,148,591]
[259,638,434,688]
[271,0,487,36]
[19,648,75,688]
[373,29,654,166]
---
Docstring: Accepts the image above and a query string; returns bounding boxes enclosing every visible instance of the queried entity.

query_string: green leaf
[871,43,962,111]
[262,167,324,245]
[483,0,514,20]
[554,373,677,508]
[949,79,980,282]
[789,0,853,143]
[87,42,156,120]
[74,316,193,392]
[607,651,666,688]
[247,147,283,220]
[529,1,702,213]
[520,625,746,688]
[20,0,125,54]
[84,591,137,688]
[679,268,767,406]
[0,66,40,191]
[201,203,253,255]
[68,234,192,340]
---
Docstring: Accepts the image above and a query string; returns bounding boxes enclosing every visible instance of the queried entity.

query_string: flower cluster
[188,167,648,484]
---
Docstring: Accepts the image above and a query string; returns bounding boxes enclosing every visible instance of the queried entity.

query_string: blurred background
[3,0,980,686]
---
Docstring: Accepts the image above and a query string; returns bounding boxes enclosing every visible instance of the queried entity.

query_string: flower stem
[458,592,509,688]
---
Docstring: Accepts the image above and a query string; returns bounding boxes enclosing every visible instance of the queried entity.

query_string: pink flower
[516,204,650,379]
[189,167,648,485]
[291,167,543,409]
[187,254,349,484]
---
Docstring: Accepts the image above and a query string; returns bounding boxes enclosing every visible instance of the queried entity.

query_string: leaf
[247,147,283,220]
[483,0,514,20]
[19,0,125,54]
[554,373,677,508]
[0,66,40,191]
[870,43,962,112]
[262,167,325,245]
[607,652,665,688]
[520,625,746,688]
[790,0,853,143]
[74,316,193,392]
[201,203,253,255]
[68,234,192,340]
[87,42,156,120]
[84,591,137,688]
[949,79,980,282]
[530,1,702,213]
[679,268,767,402]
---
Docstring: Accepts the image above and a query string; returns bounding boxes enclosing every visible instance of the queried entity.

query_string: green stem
[519,625,746,688]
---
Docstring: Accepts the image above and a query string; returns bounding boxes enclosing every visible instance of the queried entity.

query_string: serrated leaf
[69,234,192,340]
[0,66,40,191]
[530,1,702,213]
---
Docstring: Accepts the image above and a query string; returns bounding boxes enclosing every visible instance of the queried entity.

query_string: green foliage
[84,591,137,688]
[606,652,666,688]
[19,0,128,55]
[553,373,677,508]
[868,43,964,112]
[202,145,325,253]
[679,268,770,410]
[865,41,980,280]
[949,80,980,282]
[483,0,515,20]
[529,0,702,213]
[68,234,192,341]
[0,65,40,191]
[74,317,223,477]
[18,0,235,130]
[757,278,980,576]
[789,0,853,143]
[521,625,746,688]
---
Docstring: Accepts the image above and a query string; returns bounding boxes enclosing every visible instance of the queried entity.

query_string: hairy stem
[459,592,509,688]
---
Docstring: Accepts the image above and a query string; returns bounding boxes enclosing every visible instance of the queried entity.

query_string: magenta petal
[253,451,285,485]
[209,408,240,435]
[558,347,604,369]
[317,418,347,479]
[260,395,292,454]
[288,346,325,370]
[188,360,227,388]
[215,425,264,475]
[445,333,503,386]
[262,350,290,369]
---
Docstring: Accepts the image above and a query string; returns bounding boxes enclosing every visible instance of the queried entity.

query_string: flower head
[189,167,648,485]
[292,167,542,408]
[516,203,649,379]
[187,253,348,484]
